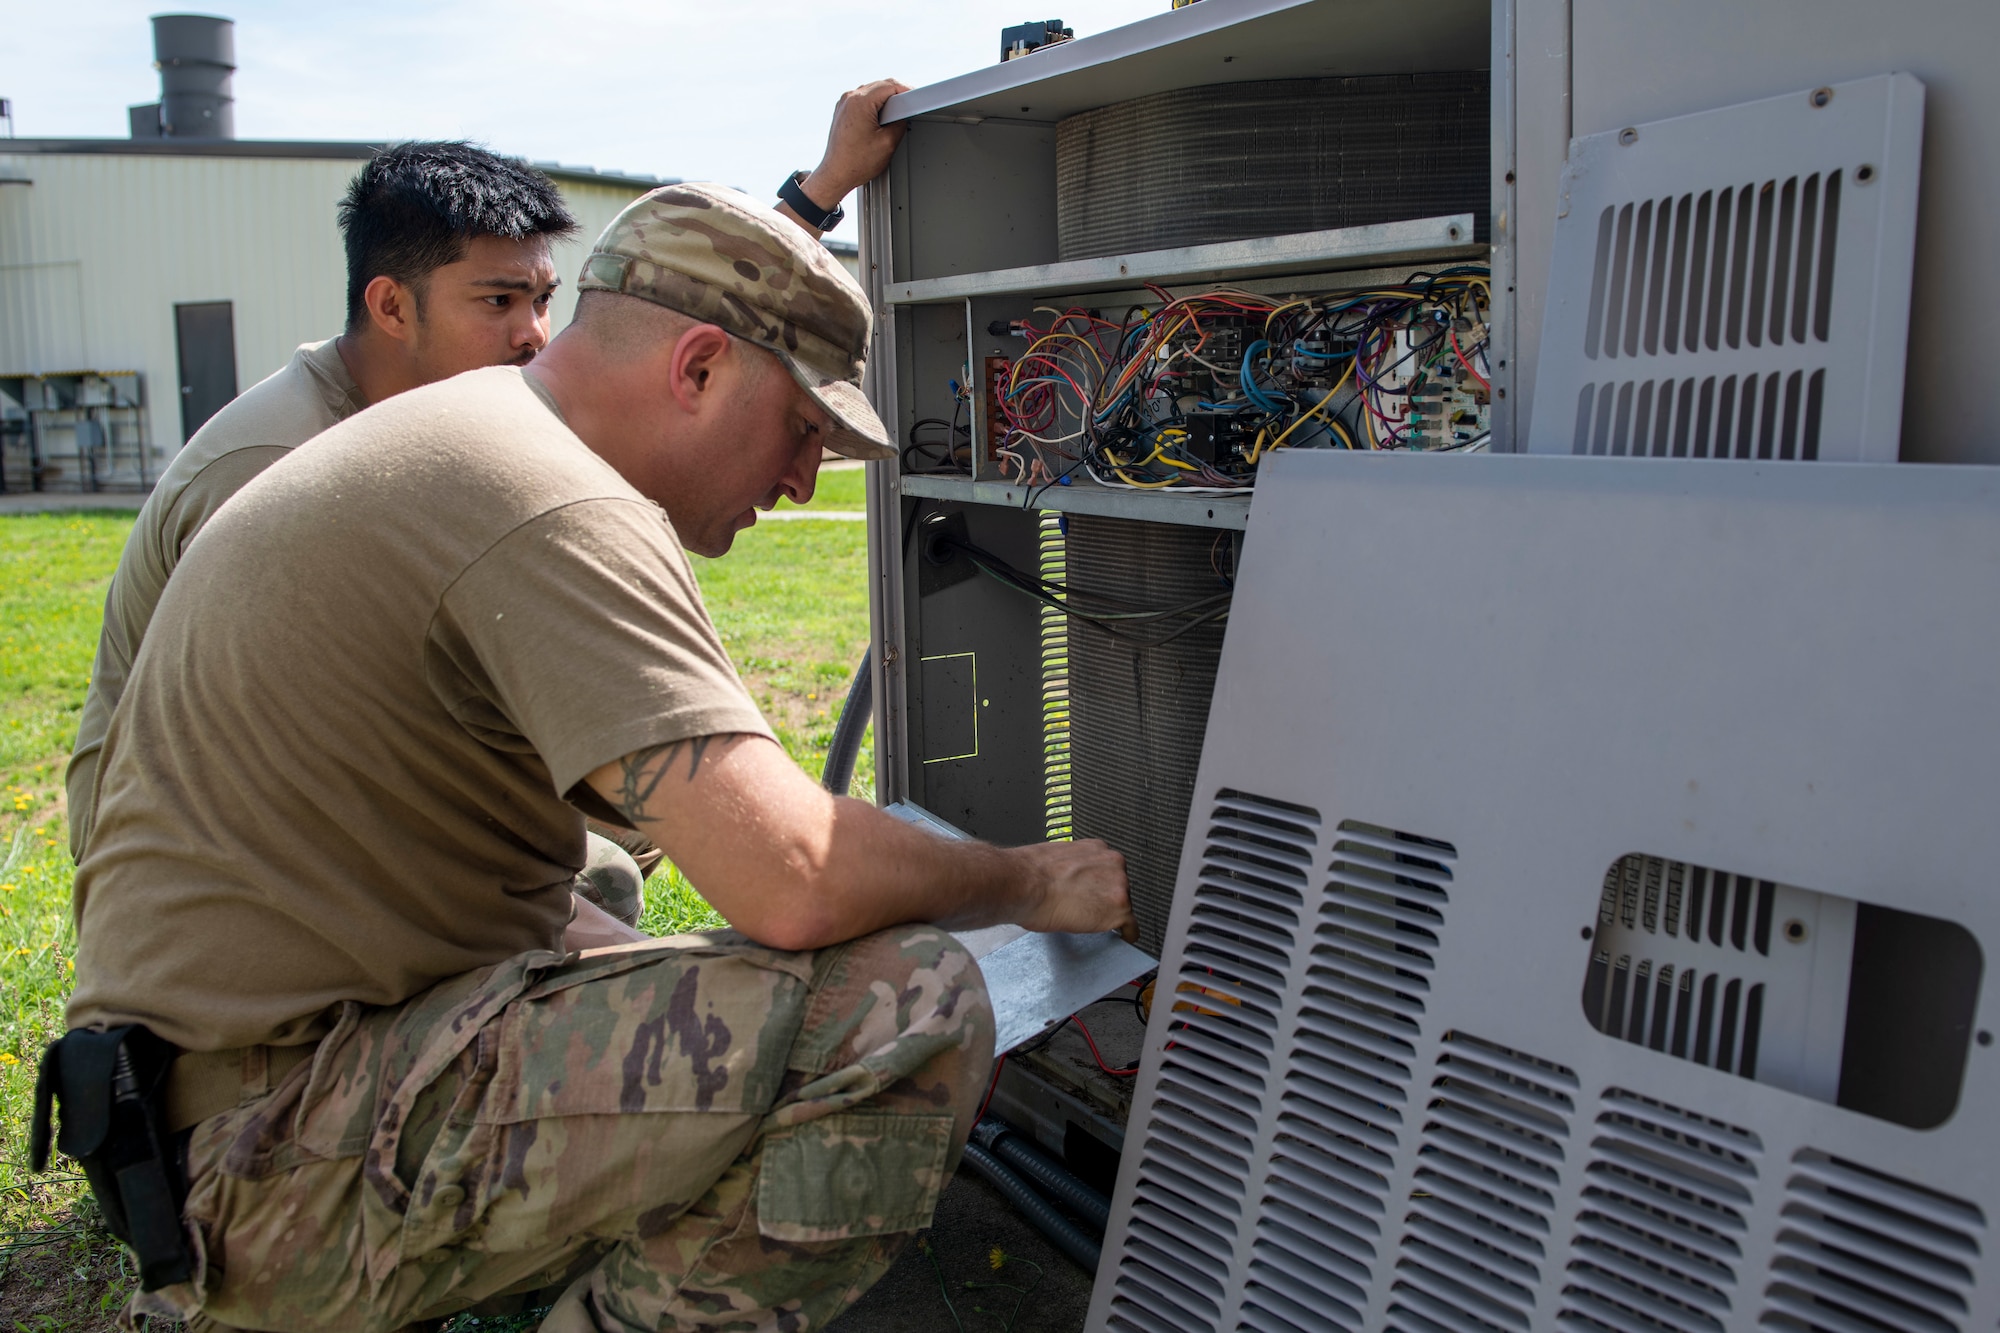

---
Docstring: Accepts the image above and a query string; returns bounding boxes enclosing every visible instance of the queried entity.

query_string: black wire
[948,540,1232,648]
[902,405,971,475]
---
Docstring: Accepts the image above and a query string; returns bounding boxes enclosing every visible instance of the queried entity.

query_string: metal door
[173,300,236,442]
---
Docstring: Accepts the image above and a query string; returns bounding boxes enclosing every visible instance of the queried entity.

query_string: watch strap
[778,170,845,231]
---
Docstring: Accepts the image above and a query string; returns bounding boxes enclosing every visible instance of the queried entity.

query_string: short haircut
[338,142,578,331]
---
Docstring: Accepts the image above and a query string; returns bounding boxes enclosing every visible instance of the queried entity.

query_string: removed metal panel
[1527,74,1923,462]
[1090,450,2000,1329]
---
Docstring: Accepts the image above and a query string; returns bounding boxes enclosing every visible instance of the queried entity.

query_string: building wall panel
[0,152,650,460]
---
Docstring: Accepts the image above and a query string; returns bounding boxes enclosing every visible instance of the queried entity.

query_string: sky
[0,1,1170,241]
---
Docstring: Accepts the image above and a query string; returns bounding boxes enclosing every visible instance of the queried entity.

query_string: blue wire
[1239,340,1288,414]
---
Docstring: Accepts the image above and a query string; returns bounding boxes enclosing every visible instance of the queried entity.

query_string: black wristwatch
[778,170,845,231]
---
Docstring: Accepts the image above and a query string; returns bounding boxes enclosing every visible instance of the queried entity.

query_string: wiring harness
[979,265,1492,495]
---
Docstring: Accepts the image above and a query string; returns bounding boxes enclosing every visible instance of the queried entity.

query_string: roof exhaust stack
[144,14,235,140]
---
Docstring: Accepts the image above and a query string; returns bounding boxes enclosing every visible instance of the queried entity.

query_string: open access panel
[858,0,1495,1181]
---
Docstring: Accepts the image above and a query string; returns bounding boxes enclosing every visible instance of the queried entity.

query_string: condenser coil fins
[1061,514,1232,955]
[1055,73,1489,262]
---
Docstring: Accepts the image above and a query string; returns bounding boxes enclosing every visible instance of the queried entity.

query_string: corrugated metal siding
[546,180,645,328]
[0,153,649,457]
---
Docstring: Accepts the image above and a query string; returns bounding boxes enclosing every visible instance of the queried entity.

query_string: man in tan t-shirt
[63,183,1134,1331]
[66,88,908,923]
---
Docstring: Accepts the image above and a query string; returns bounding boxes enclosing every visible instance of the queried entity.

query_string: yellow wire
[1262,298,1311,341]
[1250,358,1358,464]
[1021,329,1106,375]
[1101,447,1181,488]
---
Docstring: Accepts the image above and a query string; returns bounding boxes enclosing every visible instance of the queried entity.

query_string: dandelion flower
[989,1247,1007,1271]
[0,1053,17,1066]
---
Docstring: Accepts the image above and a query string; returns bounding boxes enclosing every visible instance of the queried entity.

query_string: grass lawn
[0,491,872,1328]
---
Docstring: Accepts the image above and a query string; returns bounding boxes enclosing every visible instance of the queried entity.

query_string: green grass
[0,506,874,1327]
[0,512,137,1329]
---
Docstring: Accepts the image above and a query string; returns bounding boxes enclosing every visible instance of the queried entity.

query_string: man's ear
[362,275,419,344]
[665,324,734,415]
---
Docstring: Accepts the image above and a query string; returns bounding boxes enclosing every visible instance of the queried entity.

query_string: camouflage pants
[132,926,993,1332]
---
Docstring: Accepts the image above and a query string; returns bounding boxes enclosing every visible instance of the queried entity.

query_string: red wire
[1070,1015,1140,1077]
[976,1054,1007,1123]
[1450,324,1492,392]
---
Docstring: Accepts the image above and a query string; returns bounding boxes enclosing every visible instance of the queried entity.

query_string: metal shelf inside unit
[898,472,1252,530]
[888,214,1478,305]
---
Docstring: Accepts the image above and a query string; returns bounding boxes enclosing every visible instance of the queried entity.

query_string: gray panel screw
[1617,127,1639,146]
[1810,87,1834,108]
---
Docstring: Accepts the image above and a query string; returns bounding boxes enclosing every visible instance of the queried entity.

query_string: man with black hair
[65,84,905,938]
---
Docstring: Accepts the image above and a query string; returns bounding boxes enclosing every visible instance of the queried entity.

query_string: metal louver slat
[1558,1091,1761,1332]
[1760,1149,1984,1332]
[1758,1289,1923,1333]
[1108,790,1318,1333]
[1389,1030,1578,1329]
[1571,1211,1734,1277]
[1280,1078,1404,1143]
[1784,1155,1987,1244]
[1564,1265,1725,1333]
[1590,1132,1757,1202]
[1210,812,1318,855]
[1259,1202,1379,1274]
[1264,1175,1384,1237]
[1776,1212,1970,1291]
[1303,971,1427,1019]
[1403,1211,1543,1278]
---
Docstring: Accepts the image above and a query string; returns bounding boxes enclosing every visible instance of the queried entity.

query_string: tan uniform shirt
[67,338,365,857]
[68,367,771,1051]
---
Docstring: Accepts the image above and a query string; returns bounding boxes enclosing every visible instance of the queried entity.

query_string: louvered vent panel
[1762,1151,1985,1333]
[1530,75,1923,462]
[1236,821,1457,1333]
[1387,1034,1579,1332]
[1108,790,1319,1333]
[1559,1090,1762,1333]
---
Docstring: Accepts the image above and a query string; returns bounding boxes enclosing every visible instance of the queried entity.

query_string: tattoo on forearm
[612,737,716,825]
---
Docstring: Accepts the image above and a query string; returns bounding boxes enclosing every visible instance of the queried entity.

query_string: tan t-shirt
[67,338,365,857]
[68,367,771,1051]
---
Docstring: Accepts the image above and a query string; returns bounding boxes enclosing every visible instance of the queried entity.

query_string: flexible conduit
[960,1141,1103,1273]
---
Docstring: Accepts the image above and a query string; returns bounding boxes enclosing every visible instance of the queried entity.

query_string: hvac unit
[862,0,2000,1326]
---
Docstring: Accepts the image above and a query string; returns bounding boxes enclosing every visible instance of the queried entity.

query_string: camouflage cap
[576,183,891,460]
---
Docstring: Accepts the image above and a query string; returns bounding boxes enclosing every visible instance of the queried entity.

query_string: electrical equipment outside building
[1002,20,1076,62]
[0,372,150,493]
[864,0,2000,1326]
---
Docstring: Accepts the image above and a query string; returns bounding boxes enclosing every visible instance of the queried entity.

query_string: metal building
[0,138,664,491]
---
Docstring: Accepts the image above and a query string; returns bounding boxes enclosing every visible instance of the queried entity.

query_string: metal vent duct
[153,14,235,140]
[1055,74,1489,263]
[1061,513,1231,955]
